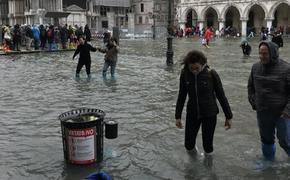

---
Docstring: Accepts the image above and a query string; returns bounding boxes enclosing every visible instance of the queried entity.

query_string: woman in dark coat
[13,24,21,51]
[175,50,233,155]
[84,24,91,42]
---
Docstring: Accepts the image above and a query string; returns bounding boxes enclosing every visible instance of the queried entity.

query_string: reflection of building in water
[177,0,290,36]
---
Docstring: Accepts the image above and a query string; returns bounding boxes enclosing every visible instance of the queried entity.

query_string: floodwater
[0,37,290,180]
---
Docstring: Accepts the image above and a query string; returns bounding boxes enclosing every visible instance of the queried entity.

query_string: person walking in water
[248,41,290,161]
[203,27,213,48]
[72,36,97,78]
[240,38,251,56]
[175,50,232,156]
[97,37,119,79]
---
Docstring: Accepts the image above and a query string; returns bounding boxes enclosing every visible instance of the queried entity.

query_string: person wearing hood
[271,31,283,49]
[175,50,233,156]
[248,41,290,161]
[240,38,251,56]
[31,25,40,50]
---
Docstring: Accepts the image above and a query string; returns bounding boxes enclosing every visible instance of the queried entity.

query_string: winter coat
[204,28,213,40]
[272,34,283,48]
[13,25,21,42]
[25,26,33,38]
[73,42,97,62]
[248,41,290,116]
[31,26,40,41]
[84,26,91,41]
[98,42,119,63]
[175,66,233,120]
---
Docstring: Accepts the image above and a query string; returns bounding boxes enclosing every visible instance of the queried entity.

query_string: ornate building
[177,0,290,36]
[1,0,177,37]
[6,0,68,25]
[90,0,132,33]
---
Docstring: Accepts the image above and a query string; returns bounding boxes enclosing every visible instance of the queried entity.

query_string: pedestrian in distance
[271,31,283,49]
[175,50,233,156]
[13,24,21,51]
[97,37,119,79]
[248,41,290,161]
[72,36,97,79]
[240,38,251,56]
[203,27,214,48]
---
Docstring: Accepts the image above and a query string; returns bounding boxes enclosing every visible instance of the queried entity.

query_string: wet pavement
[0,37,290,180]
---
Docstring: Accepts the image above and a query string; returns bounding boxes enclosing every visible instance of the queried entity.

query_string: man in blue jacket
[248,41,290,161]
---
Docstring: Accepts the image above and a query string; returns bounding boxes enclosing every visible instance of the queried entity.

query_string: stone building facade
[88,0,132,33]
[6,0,66,25]
[177,0,290,36]
[1,0,177,38]
[0,0,9,25]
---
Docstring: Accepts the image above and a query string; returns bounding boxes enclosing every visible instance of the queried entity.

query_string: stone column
[266,18,273,31]
[37,9,45,25]
[107,12,115,31]
[219,21,224,31]
[199,21,204,32]
[127,13,135,34]
[241,20,247,37]
[179,21,186,30]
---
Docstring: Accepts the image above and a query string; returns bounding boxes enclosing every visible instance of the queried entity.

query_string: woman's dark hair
[182,50,207,67]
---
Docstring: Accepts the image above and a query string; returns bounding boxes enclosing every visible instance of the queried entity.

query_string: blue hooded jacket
[31,25,40,41]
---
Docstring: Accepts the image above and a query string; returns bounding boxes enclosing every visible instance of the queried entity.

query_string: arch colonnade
[177,0,290,36]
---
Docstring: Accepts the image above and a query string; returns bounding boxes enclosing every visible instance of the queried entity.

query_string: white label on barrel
[67,127,96,164]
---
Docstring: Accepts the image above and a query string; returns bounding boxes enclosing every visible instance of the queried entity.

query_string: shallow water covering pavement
[0,37,290,180]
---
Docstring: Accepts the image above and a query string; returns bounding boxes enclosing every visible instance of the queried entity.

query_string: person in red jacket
[203,27,214,47]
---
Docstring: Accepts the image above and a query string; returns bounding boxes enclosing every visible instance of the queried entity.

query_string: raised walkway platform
[0,49,76,55]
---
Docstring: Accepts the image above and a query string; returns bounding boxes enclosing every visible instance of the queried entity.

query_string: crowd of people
[0,24,92,52]
[174,25,240,39]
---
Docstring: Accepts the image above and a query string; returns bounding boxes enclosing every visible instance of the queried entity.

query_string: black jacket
[248,41,290,115]
[73,42,97,62]
[272,34,283,48]
[175,66,232,120]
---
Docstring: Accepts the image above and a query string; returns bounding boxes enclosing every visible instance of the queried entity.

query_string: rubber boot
[262,143,276,161]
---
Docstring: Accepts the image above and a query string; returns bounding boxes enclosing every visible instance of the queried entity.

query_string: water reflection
[0,37,290,180]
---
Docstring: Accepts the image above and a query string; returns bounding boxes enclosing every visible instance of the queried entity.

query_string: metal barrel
[59,108,105,165]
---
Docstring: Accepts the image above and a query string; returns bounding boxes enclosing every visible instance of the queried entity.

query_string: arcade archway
[247,4,266,34]
[225,6,241,34]
[272,3,290,34]
[185,9,198,28]
[205,7,218,29]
